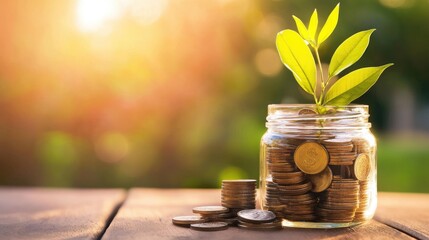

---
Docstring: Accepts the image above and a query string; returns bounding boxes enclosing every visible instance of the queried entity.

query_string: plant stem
[314,46,325,105]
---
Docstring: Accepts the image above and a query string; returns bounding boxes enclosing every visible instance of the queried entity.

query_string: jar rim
[268,104,368,110]
[266,104,371,130]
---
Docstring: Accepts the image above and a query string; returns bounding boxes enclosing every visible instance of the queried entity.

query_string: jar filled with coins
[259,104,377,228]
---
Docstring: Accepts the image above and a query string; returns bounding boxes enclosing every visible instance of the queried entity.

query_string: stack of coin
[353,138,371,154]
[352,138,372,223]
[263,181,284,215]
[266,145,295,163]
[317,176,360,223]
[354,180,370,222]
[279,192,317,221]
[193,206,237,226]
[265,142,322,221]
[323,138,357,165]
[221,180,256,210]
[237,209,282,230]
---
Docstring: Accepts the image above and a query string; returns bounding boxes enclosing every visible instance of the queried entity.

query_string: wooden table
[0,188,428,240]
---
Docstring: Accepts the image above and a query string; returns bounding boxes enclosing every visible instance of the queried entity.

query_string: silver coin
[190,222,229,231]
[192,206,229,214]
[237,209,276,223]
[172,215,205,226]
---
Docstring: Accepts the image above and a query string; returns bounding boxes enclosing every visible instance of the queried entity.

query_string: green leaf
[292,16,310,41]
[318,3,340,45]
[308,9,318,43]
[324,64,393,106]
[329,29,375,78]
[276,29,317,94]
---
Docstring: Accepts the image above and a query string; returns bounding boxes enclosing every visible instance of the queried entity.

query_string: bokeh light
[254,48,283,76]
[379,0,416,8]
[94,132,130,163]
[129,0,168,25]
[0,0,429,192]
[76,0,121,32]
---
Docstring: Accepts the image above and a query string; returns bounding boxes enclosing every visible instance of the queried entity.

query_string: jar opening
[266,104,371,130]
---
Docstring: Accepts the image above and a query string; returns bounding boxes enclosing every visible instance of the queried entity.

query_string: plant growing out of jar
[259,3,393,228]
[276,3,393,113]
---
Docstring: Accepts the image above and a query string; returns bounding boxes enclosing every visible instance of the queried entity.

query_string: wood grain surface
[103,189,416,240]
[0,188,126,240]
[1,188,426,240]
[376,192,429,240]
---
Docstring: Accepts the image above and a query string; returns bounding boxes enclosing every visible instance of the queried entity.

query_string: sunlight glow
[130,0,168,25]
[76,0,120,32]
[76,0,168,32]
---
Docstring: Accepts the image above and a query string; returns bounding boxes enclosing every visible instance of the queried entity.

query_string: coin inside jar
[294,142,329,174]
[298,108,317,115]
[354,153,371,181]
[307,167,333,192]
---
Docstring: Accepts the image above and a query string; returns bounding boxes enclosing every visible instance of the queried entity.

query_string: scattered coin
[193,206,229,214]
[172,216,206,227]
[237,209,276,223]
[200,211,235,220]
[190,222,229,231]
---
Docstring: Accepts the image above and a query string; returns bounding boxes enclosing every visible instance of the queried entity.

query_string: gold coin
[307,167,333,192]
[294,142,329,174]
[354,154,371,181]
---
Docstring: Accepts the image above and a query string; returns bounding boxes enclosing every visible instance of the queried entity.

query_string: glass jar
[259,104,377,228]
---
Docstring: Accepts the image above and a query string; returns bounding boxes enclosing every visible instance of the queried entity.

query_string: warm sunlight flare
[76,0,120,32]
[76,0,168,31]
[129,0,168,25]
[3,0,426,194]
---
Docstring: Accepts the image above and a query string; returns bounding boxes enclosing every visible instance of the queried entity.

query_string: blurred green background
[0,0,428,192]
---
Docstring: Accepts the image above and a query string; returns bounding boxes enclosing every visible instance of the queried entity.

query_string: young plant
[276,3,393,113]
